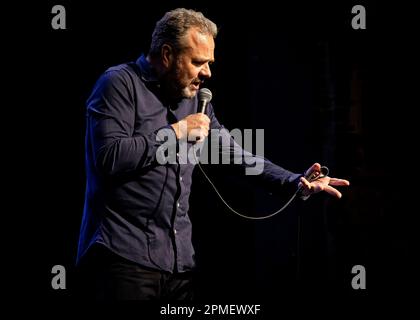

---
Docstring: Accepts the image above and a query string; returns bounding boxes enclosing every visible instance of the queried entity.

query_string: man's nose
[199,63,211,78]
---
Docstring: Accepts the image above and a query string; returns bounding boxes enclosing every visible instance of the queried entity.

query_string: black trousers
[75,244,194,301]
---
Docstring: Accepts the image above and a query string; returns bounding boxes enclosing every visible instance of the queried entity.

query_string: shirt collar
[136,54,159,83]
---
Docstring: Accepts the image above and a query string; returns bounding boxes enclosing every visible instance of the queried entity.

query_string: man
[76,8,349,300]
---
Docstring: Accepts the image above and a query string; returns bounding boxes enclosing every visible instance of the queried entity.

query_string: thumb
[305,162,321,177]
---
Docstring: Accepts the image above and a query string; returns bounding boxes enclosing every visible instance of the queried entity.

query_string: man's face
[164,28,215,99]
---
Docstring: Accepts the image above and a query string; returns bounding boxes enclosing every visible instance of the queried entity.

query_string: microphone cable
[192,144,329,220]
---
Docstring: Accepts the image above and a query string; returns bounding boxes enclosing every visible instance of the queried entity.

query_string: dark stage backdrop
[8,0,417,309]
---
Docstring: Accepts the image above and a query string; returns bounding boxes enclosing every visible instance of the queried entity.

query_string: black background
[7,0,418,309]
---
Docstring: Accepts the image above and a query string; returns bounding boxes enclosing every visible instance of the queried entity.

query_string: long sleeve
[79,57,199,272]
[86,69,174,177]
[206,103,301,193]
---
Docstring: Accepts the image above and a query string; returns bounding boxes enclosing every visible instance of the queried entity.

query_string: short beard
[179,86,197,99]
[162,59,197,100]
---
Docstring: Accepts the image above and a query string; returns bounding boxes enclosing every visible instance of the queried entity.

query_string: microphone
[198,88,212,113]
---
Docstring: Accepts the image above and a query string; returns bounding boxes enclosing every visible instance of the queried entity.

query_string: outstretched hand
[299,163,350,199]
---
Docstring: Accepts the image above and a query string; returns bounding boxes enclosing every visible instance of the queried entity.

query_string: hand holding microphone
[171,88,212,142]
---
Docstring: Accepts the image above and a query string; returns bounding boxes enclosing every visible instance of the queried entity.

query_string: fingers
[323,178,349,198]
[194,113,210,129]
[305,163,321,177]
[312,162,321,171]
[299,177,313,197]
[189,127,209,142]
[192,114,210,130]
[328,178,350,186]
[322,185,343,198]
[310,181,343,198]
[300,176,348,199]
[300,177,311,189]
[190,114,210,142]
[177,113,210,141]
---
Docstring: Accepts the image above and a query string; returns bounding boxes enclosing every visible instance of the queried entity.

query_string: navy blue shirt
[77,55,301,273]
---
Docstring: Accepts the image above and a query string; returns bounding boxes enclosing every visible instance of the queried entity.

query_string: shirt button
[177,202,180,208]
[174,229,178,235]
[180,176,183,182]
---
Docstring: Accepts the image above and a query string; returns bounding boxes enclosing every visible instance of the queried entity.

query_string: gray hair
[149,8,218,57]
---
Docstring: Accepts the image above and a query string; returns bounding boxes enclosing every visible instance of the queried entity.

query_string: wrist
[171,120,187,140]
[170,123,180,139]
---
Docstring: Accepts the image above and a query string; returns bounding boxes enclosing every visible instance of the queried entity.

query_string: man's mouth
[191,80,202,90]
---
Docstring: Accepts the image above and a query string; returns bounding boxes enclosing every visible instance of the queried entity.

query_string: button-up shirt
[77,55,301,273]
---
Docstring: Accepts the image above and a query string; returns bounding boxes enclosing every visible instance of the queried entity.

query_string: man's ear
[161,44,174,69]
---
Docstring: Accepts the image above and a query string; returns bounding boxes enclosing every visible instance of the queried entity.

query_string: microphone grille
[198,88,212,102]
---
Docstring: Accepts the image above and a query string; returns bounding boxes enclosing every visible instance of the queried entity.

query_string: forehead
[182,28,215,58]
